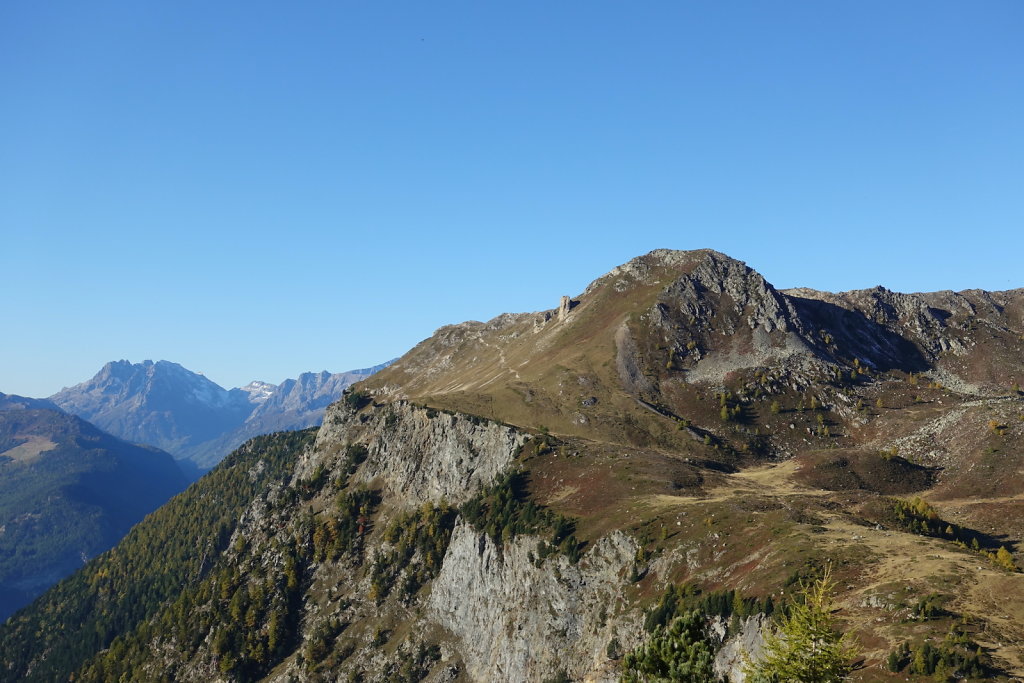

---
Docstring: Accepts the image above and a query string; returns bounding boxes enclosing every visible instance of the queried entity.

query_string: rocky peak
[238,380,277,405]
[66,359,234,409]
[558,295,573,321]
[658,250,801,335]
[584,248,722,294]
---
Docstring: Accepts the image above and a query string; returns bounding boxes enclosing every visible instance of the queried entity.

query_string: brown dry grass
[1,436,56,463]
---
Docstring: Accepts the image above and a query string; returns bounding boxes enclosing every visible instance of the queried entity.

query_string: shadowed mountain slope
[0,405,186,620]
[0,393,61,412]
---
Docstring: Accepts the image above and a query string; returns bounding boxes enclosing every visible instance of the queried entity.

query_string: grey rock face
[284,400,649,682]
[712,614,770,682]
[646,251,826,384]
[228,400,644,682]
[615,321,657,396]
[428,522,641,683]
[559,295,573,320]
[661,250,805,337]
[312,400,527,506]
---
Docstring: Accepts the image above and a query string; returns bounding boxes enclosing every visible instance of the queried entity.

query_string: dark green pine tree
[622,609,715,682]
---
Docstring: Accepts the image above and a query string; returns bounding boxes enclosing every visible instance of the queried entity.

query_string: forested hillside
[0,428,315,682]
[0,408,187,620]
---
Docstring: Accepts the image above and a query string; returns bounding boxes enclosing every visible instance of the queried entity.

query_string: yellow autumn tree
[745,566,859,682]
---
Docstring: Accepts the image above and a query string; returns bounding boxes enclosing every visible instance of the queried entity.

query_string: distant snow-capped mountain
[238,380,277,406]
[49,360,252,464]
[50,359,393,472]
[247,363,393,423]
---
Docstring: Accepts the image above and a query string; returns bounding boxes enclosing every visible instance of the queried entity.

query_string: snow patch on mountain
[238,381,277,405]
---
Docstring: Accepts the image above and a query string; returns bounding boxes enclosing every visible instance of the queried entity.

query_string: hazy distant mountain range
[0,359,390,619]
[0,396,186,620]
[50,359,393,472]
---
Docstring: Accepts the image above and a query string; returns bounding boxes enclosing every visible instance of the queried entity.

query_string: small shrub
[343,390,371,411]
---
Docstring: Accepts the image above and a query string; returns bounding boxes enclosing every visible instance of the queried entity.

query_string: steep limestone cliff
[308,400,528,507]
[428,522,641,682]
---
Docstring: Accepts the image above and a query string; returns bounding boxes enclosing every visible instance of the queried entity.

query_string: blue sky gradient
[2,1,1022,396]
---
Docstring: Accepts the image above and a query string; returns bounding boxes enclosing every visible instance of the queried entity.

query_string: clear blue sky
[2,1,1022,397]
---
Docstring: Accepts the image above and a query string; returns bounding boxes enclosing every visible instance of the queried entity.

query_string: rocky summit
[3,249,1024,682]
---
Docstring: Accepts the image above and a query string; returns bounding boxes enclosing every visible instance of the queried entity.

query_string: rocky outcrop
[311,400,528,506]
[428,522,642,682]
[712,614,770,682]
[623,251,829,385]
[559,296,574,321]
[660,251,805,338]
[785,285,1024,387]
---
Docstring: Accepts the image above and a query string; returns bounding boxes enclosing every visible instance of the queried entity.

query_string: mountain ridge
[4,248,1024,682]
[50,359,394,469]
[361,249,1022,439]
[0,392,62,413]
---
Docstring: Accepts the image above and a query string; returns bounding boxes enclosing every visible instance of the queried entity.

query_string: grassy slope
[359,251,1024,678]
